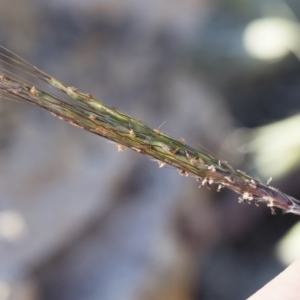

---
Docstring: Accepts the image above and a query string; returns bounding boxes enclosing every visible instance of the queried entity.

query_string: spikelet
[0,45,300,216]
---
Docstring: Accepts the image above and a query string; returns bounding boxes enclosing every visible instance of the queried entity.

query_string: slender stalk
[0,45,299,215]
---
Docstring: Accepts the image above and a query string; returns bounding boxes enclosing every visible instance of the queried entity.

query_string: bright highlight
[243,18,298,60]
[0,210,26,241]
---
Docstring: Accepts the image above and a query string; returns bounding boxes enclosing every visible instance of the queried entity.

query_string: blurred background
[1,0,300,299]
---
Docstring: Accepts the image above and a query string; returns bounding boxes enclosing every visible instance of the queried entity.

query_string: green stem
[0,46,299,216]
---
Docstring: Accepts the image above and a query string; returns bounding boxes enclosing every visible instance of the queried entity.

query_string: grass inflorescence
[0,45,300,216]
